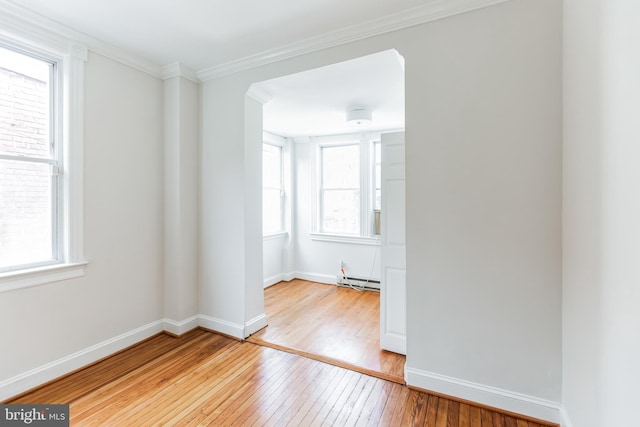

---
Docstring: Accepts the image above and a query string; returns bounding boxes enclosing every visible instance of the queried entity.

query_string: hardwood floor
[6,329,556,426]
[247,279,406,384]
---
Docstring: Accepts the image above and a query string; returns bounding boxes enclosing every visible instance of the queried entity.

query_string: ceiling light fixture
[346,107,372,127]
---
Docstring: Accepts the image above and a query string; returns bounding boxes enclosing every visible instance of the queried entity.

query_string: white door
[380,131,406,355]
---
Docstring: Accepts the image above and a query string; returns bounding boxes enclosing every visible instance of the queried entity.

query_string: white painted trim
[0,8,88,292]
[0,0,162,78]
[64,40,86,266]
[380,333,406,355]
[160,62,199,83]
[264,274,284,288]
[404,366,561,424]
[0,320,164,401]
[559,407,574,427]
[0,262,87,293]
[162,316,200,336]
[244,314,268,337]
[310,233,381,246]
[263,272,295,288]
[263,231,288,241]
[197,0,512,81]
[198,315,245,339]
[263,131,286,146]
[246,84,272,104]
[294,272,337,285]
[1,0,511,81]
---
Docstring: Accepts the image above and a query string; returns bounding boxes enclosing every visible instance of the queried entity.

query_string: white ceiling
[256,49,404,137]
[3,0,504,137]
[3,0,417,137]
[5,0,427,73]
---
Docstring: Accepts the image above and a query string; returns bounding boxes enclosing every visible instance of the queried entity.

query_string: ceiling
[256,49,404,137]
[2,0,502,137]
[2,0,419,137]
[5,0,428,73]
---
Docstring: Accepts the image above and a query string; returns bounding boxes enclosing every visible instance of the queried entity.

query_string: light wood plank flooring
[248,279,406,384]
[6,329,556,426]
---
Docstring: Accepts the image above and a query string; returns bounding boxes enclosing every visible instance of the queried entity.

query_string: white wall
[293,141,381,284]
[562,0,640,426]
[0,52,164,394]
[405,0,562,415]
[263,234,292,287]
[164,75,200,328]
[200,0,562,420]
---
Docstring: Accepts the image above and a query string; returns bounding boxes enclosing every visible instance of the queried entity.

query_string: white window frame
[262,139,285,236]
[372,140,382,212]
[0,27,87,293]
[311,132,381,244]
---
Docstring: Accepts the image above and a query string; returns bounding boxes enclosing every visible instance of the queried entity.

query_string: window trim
[319,141,361,235]
[311,132,382,239]
[262,139,285,235]
[0,30,87,292]
[0,46,61,273]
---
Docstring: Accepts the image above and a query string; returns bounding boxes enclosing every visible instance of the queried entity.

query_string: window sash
[263,143,284,234]
[318,143,364,235]
[0,46,61,273]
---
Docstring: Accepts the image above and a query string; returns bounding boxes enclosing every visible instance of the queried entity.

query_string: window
[0,46,59,273]
[320,144,360,235]
[373,141,381,211]
[0,35,86,291]
[263,143,283,234]
[315,136,380,239]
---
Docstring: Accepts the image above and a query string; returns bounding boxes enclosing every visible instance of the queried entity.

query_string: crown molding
[0,0,163,79]
[1,0,511,83]
[160,62,199,83]
[197,0,511,81]
[246,84,272,104]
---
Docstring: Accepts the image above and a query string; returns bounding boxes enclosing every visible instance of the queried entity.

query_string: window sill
[310,233,381,246]
[263,231,288,241]
[0,261,88,293]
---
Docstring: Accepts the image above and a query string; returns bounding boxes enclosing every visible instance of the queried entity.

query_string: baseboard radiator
[336,275,380,291]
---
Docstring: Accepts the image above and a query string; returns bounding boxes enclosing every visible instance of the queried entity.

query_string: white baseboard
[294,271,336,285]
[198,314,245,339]
[380,334,406,356]
[162,315,199,336]
[263,271,295,288]
[405,366,560,424]
[0,320,164,402]
[244,313,268,337]
[559,407,574,427]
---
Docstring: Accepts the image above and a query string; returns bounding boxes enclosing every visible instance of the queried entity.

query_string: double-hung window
[315,135,380,239]
[373,141,381,211]
[0,46,59,272]
[262,143,284,234]
[319,144,360,235]
[0,34,86,291]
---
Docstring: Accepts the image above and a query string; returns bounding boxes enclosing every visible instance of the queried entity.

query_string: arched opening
[244,49,406,381]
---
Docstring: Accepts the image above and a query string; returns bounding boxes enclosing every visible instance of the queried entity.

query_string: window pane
[0,46,52,159]
[263,188,281,234]
[321,189,360,234]
[263,143,283,234]
[263,144,282,188]
[0,159,54,270]
[322,145,359,189]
